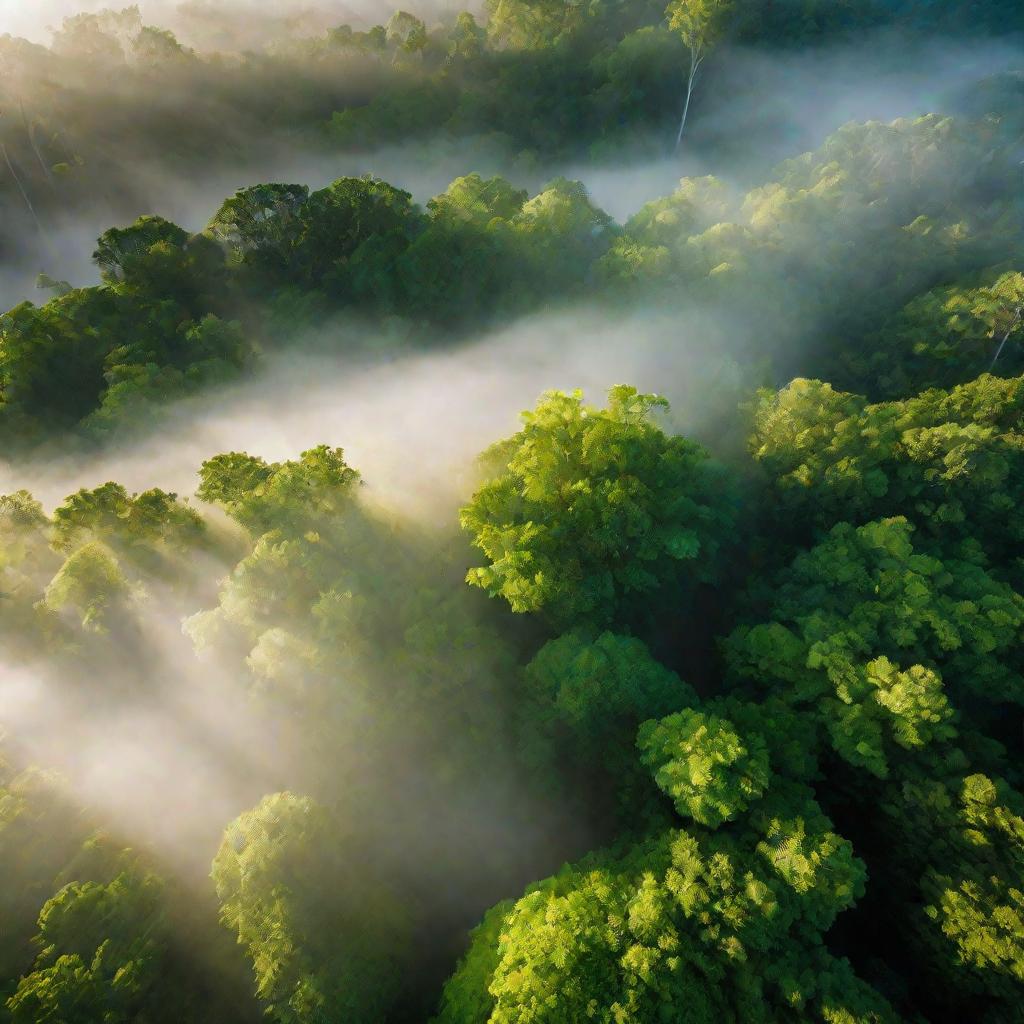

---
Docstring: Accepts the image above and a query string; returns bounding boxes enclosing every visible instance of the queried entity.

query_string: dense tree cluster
[4,104,1023,447]
[1,3,1024,1024]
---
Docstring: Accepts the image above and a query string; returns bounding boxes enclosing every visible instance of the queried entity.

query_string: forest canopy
[1,2,1023,1024]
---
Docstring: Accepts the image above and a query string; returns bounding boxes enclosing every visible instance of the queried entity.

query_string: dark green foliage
[836,270,1024,398]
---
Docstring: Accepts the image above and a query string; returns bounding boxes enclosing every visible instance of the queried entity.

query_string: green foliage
[637,709,771,826]
[518,630,696,817]
[437,785,884,1024]
[0,770,89,990]
[8,869,166,1024]
[4,6,1024,1021]
[726,517,1024,775]
[666,0,736,55]
[197,446,361,537]
[607,116,1024,338]
[922,772,1024,994]
[838,270,1024,397]
[52,484,204,558]
[749,374,1024,573]
[212,792,409,1024]
[42,541,130,633]
[93,216,189,284]
[0,280,248,441]
[461,385,734,627]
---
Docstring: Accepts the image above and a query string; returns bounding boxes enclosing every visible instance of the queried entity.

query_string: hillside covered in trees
[1,2,1023,1023]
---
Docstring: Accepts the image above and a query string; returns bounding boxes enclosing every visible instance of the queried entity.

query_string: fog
[0,0,474,48]
[2,25,1019,313]
[1,5,1023,1017]
[0,305,746,513]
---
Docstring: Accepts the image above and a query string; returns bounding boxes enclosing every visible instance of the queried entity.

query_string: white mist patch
[0,0,476,47]
[0,306,748,518]
[0,612,291,876]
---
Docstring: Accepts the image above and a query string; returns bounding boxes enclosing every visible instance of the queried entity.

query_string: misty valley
[1,2,1024,1023]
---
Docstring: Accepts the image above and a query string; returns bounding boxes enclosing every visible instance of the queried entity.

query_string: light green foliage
[461,385,734,626]
[484,0,587,49]
[750,374,1024,569]
[397,174,528,323]
[606,116,1024,333]
[428,174,529,228]
[197,446,360,537]
[0,491,61,646]
[511,177,615,280]
[212,792,408,1024]
[620,175,734,250]
[446,12,486,62]
[5,856,228,1024]
[637,709,771,826]
[191,441,518,811]
[386,11,428,56]
[42,541,130,632]
[437,787,883,1024]
[8,869,166,1024]
[727,517,1024,775]
[1,482,209,647]
[666,0,735,53]
[52,483,204,559]
[5,4,1024,1019]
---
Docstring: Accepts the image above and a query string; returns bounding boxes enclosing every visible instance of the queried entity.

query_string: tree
[446,12,486,63]
[835,270,1024,396]
[212,792,409,1024]
[385,10,428,59]
[197,446,361,538]
[637,708,772,827]
[205,184,310,273]
[436,772,890,1023]
[461,385,735,628]
[518,630,697,816]
[726,517,1024,776]
[748,374,1024,575]
[665,0,735,150]
[0,769,90,989]
[292,176,420,295]
[42,542,130,633]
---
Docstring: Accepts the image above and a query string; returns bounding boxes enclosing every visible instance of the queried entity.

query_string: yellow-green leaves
[638,710,771,827]
[461,385,734,627]
[42,542,129,633]
[727,517,1024,775]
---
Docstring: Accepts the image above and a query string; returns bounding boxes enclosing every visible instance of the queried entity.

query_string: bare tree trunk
[21,100,54,187]
[1,141,52,255]
[675,46,703,151]
[989,306,1023,370]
